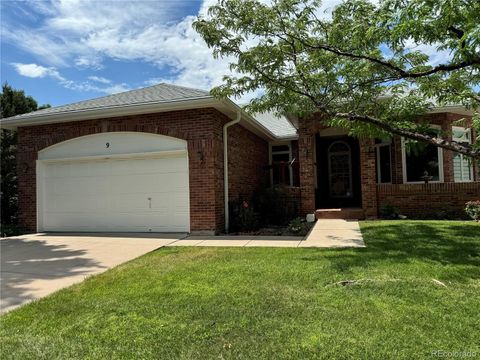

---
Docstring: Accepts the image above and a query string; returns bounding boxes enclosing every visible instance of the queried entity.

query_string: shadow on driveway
[1,233,178,313]
[1,237,104,312]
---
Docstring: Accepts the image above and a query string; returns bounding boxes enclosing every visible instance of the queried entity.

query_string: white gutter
[0,97,216,130]
[223,110,241,233]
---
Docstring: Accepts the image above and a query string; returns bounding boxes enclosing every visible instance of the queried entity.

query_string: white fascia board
[0,97,216,130]
[427,105,474,116]
[220,99,279,141]
[0,95,282,140]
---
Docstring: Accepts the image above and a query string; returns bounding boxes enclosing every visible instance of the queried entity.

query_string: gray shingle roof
[251,111,298,138]
[3,83,211,121]
[2,83,299,139]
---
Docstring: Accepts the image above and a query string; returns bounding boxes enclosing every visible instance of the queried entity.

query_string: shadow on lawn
[302,222,480,280]
[0,238,104,312]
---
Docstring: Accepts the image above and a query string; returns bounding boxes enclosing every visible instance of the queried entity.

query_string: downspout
[223,111,241,233]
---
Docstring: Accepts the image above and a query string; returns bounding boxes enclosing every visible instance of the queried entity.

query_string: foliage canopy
[194,0,480,158]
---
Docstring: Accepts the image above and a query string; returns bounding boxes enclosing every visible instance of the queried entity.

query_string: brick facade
[227,124,269,202]
[295,112,479,219]
[377,183,480,218]
[15,107,480,231]
[16,108,268,234]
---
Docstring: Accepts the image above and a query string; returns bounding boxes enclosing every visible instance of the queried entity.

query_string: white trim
[452,126,474,182]
[223,111,241,233]
[38,149,188,164]
[1,96,280,142]
[36,161,45,233]
[2,97,215,129]
[270,141,293,186]
[38,131,187,160]
[401,125,444,183]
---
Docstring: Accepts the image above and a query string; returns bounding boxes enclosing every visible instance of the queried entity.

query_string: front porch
[296,118,479,219]
[298,125,378,219]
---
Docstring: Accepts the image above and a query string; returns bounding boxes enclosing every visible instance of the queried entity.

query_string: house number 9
[106,142,110,148]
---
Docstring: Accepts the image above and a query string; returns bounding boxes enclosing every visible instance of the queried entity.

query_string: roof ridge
[4,83,212,120]
[157,82,209,94]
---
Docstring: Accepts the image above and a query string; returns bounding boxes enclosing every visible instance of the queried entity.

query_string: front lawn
[1,221,479,359]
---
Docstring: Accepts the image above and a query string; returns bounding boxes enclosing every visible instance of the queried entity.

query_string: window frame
[270,142,293,186]
[401,125,444,184]
[452,126,473,183]
[374,138,392,184]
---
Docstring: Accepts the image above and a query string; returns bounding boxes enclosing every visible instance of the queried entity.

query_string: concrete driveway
[0,233,184,313]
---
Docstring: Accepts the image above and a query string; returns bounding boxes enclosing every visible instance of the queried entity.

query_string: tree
[194,0,480,159]
[0,83,50,225]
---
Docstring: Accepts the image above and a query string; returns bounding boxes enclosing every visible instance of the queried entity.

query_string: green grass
[1,220,479,359]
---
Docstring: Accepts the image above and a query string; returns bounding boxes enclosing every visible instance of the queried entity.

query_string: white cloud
[11,62,129,95]
[404,39,452,66]
[11,63,63,79]
[2,1,238,93]
[6,0,443,103]
[75,56,103,70]
[88,76,111,84]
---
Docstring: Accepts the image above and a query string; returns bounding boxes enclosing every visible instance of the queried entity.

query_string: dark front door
[316,135,361,208]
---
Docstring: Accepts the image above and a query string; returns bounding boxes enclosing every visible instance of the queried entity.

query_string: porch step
[315,208,365,220]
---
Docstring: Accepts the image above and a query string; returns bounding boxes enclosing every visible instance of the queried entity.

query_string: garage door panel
[40,153,190,232]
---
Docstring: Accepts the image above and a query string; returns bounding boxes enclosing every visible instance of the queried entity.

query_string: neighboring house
[1,83,479,234]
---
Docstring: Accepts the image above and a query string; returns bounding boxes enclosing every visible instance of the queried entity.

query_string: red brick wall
[295,112,478,218]
[359,138,378,218]
[16,108,263,233]
[377,183,480,218]
[298,117,316,215]
[227,124,269,202]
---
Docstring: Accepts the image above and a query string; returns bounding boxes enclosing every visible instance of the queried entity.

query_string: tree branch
[327,111,479,159]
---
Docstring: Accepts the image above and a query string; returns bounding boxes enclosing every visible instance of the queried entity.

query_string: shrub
[465,200,480,221]
[229,198,259,232]
[0,224,27,237]
[254,185,298,226]
[379,204,399,219]
[288,217,304,234]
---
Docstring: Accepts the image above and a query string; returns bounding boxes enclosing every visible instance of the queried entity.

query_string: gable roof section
[0,83,297,140]
[251,111,297,139]
[2,83,212,121]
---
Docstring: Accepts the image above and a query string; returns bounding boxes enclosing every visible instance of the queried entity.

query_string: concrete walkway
[168,220,365,248]
[167,235,304,248]
[1,233,182,313]
[300,219,365,248]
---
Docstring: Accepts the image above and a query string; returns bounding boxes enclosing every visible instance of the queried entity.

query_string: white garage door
[37,132,190,232]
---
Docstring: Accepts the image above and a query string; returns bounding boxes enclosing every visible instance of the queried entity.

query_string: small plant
[288,217,304,234]
[379,204,399,219]
[0,224,26,237]
[229,198,259,232]
[465,200,480,221]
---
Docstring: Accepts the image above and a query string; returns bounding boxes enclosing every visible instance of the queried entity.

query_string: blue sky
[1,0,451,108]
[0,0,227,107]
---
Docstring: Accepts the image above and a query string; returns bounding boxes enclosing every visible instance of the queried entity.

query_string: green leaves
[194,0,480,158]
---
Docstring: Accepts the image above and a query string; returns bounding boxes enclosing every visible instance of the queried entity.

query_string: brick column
[298,131,316,215]
[359,138,378,218]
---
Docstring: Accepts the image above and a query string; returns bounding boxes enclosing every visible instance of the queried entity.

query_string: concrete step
[315,207,365,220]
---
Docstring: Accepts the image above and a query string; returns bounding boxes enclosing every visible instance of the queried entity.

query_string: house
[1,83,479,234]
